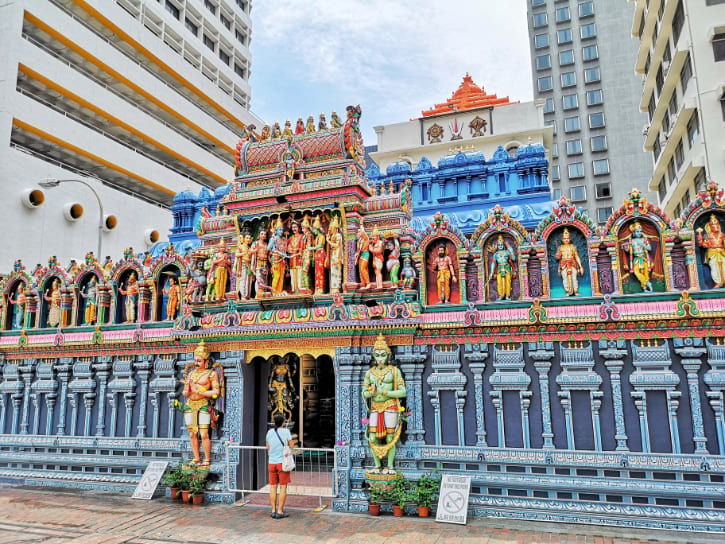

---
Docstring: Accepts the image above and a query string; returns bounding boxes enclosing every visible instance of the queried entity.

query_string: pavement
[0,487,721,544]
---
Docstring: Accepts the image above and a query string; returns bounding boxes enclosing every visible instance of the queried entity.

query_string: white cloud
[250,0,533,142]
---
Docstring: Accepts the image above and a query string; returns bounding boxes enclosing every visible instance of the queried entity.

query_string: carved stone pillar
[149,355,178,438]
[396,345,427,446]
[93,356,112,436]
[135,354,152,437]
[599,340,629,451]
[138,282,152,323]
[97,285,112,325]
[490,343,530,448]
[55,358,72,436]
[60,288,73,327]
[19,360,35,435]
[529,342,555,449]
[32,358,58,436]
[674,338,708,454]
[427,345,467,446]
[705,338,725,455]
[108,357,135,437]
[465,343,489,447]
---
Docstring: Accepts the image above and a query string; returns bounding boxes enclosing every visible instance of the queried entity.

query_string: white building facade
[0,0,260,271]
[632,0,725,217]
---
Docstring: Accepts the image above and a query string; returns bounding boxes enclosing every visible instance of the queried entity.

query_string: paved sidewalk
[0,487,719,544]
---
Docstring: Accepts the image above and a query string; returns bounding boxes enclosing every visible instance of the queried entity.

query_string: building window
[219,49,230,65]
[706,0,725,4]
[674,140,684,170]
[597,207,613,223]
[593,159,610,175]
[657,177,667,202]
[535,33,550,48]
[234,63,246,79]
[713,33,725,62]
[674,204,682,218]
[536,54,552,70]
[559,49,575,65]
[552,165,560,181]
[538,76,553,91]
[695,168,707,191]
[655,65,665,96]
[532,0,546,5]
[165,1,180,19]
[558,28,573,44]
[203,34,216,51]
[721,90,725,120]
[564,116,581,132]
[545,119,557,135]
[647,94,656,122]
[556,6,570,22]
[591,135,607,152]
[552,188,562,200]
[680,55,693,93]
[596,183,612,199]
[584,67,601,83]
[681,189,691,212]
[552,142,559,158]
[185,18,199,36]
[568,163,585,179]
[589,112,605,128]
[220,14,232,30]
[586,89,603,106]
[582,44,598,61]
[653,136,662,162]
[561,71,577,87]
[668,92,678,116]
[571,184,587,200]
[235,29,247,45]
[667,157,677,184]
[533,12,548,27]
[687,112,700,147]
[673,1,685,44]
[566,139,582,155]
[580,23,596,39]
[236,0,248,11]
[579,1,594,17]
[204,0,217,14]
[544,97,555,113]
[563,93,579,110]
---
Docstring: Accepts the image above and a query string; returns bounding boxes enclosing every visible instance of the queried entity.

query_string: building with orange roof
[420,73,517,117]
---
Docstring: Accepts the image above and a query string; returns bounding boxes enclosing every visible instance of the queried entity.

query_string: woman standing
[265,413,293,519]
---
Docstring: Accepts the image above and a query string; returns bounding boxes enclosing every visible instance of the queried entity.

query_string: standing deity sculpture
[259,124,271,142]
[268,357,298,423]
[330,111,342,129]
[119,272,139,322]
[294,117,305,135]
[81,276,99,324]
[281,119,294,139]
[306,115,316,134]
[209,239,230,302]
[386,236,401,287]
[625,221,654,292]
[488,235,516,301]
[318,112,328,131]
[355,221,371,289]
[401,257,416,289]
[287,221,304,294]
[271,122,282,140]
[268,218,288,296]
[182,340,224,467]
[362,334,406,473]
[190,259,208,302]
[311,216,327,295]
[326,216,344,294]
[300,216,315,294]
[164,276,180,320]
[9,283,26,329]
[697,214,725,288]
[433,244,457,304]
[251,228,270,299]
[555,228,585,296]
[235,232,254,300]
[370,227,385,289]
[44,278,62,327]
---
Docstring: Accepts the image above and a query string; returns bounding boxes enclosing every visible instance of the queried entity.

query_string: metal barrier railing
[224,443,337,510]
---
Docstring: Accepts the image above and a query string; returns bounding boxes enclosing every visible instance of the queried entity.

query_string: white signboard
[131,461,169,500]
[435,473,472,525]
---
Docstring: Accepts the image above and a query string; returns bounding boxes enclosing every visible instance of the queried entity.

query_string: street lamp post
[39,178,105,259]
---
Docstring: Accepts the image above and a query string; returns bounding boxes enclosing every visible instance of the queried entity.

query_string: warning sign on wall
[435,473,472,525]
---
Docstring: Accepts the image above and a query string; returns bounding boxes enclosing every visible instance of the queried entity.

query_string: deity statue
[386,236,401,287]
[625,221,653,292]
[362,334,406,473]
[182,340,224,467]
[330,111,342,129]
[294,117,305,135]
[306,115,316,134]
[44,278,62,327]
[355,221,371,288]
[189,259,208,302]
[326,216,344,294]
[433,244,457,304]
[268,356,297,423]
[271,122,282,140]
[119,272,139,322]
[555,228,585,296]
[281,119,294,139]
[259,124,271,142]
[401,257,416,289]
[209,239,230,302]
[164,276,179,320]
[235,232,254,300]
[287,221,304,294]
[318,112,328,131]
[204,252,215,301]
[311,216,327,295]
[697,214,725,288]
[103,256,113,280]
[9,283,26,330]
[268,218,288,296]
[300,215,314,294]
[251,228,270,299]
[371,226,385,289]
[81,276,98,324]
[67,260,80,277]
[488,235,516,301]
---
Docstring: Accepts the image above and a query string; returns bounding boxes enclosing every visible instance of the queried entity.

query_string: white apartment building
[0,0,260,270]
[632,0,725,218]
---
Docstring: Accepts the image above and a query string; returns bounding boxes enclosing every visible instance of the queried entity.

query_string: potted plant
[189,476,208,505]
[390,475,410,517]
[161,467,183,500]
[367,481,391,516]
[179,472,193,503]
[415,473,441,518]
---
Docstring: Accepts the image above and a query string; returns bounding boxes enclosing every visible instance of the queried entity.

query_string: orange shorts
[269,463,291,485]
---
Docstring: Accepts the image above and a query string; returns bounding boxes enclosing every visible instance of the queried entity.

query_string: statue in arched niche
[619,220,664,293]
[9,282,27,330]
[486,234,517,301]
[44,278,61,327]
[697,213,725,288]
[268,355,298,423]
[119,271,139,322]
[555,228,585,297]
[427,242,458,304]
[81,276,99,324]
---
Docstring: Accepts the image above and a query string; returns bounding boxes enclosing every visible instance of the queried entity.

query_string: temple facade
[1,106,725,532]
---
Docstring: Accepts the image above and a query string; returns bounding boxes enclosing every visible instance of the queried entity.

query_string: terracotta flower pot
[170,487,180,500]
[368,502,381,516]
[393,505,404,517]
[192,493,204,505]
[417,506,429,518]
[181,490,191,503]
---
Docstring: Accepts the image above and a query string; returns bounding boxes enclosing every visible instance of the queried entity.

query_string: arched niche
[481,232,520,301]
[76,271,102,326]
[40,275,62,328]
[694,211,725,290]
[115,268,141,323]
[5,278,28,330]
[617,218,666,293]
[424,238,461,305]
[546,225,591,297]
[155,264,182,321]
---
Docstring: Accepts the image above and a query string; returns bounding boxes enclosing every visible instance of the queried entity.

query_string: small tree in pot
[189,476,208,505]
[415,473,441,517]
[367,481,393,516]
[161,467,184,500]
[179,472,193,503]
[390,474,410,517]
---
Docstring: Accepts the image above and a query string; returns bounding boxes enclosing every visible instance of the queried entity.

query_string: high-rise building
[631,0,725,218]
[526,0,654,225]
[0,0,260,269]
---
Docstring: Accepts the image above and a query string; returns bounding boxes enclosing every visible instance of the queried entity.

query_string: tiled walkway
[0,487,719,544]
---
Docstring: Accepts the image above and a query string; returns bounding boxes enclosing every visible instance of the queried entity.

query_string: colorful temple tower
[2,104,725,532]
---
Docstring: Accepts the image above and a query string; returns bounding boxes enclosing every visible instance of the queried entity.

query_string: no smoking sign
[436,474,472,525]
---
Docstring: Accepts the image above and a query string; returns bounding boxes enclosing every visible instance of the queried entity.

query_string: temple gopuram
[2,106,725,533]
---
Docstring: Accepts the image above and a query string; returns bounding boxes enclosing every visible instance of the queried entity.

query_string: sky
[249,0,534,144]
